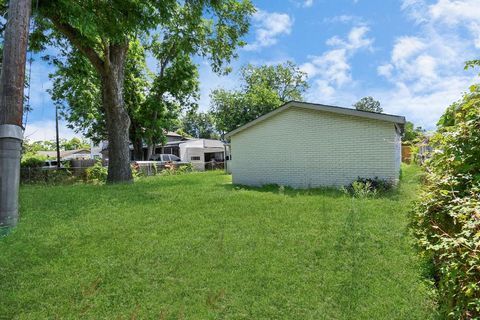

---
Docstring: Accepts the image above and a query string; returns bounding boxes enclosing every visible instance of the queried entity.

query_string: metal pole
[0,125,23,229]
[55,104,61,168]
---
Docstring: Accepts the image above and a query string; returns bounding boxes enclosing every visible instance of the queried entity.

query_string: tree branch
[48,15,105,75]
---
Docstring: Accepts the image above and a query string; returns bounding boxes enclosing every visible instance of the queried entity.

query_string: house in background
[136,132,189,160]
[101,132,226,170]
[179,139,225,171]
[226,101,405,188]
[37,149,91,161]
[100,132,188,161]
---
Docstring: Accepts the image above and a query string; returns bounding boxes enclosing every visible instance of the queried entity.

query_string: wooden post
[0,0,31,230]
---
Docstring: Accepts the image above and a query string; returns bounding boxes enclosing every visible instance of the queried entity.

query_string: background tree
[31,0,254,182]
[353,96,383,113]
[22,138,90,152]
[210,61,309,135]
[181,107,219,139]
[402,121,426,143]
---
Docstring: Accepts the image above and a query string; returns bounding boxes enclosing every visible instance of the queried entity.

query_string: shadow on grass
[222,182,404,200]
[222,183,346,198]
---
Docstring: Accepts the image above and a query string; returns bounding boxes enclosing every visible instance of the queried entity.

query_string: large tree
[181,107,219,139]
[402,121,425,143]
[48,39,197,161]
[353,96,383,113]
[31,0,254,182]
[210,61,309,135]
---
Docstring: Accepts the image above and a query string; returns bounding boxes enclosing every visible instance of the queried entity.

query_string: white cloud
[24,120,79,142]
[302,0,314,7]
[291,0,314,8]
[391,36,426,63]
[324,26,373,51]
[428,0,480,25]
[244,9,293,51]
[375,77,472,128]
[309,49,351,86]
[469,22,480,49]
[324,15,356,24]
[300,25,374,102]
[374,0,480,129]
[377,64,393,78]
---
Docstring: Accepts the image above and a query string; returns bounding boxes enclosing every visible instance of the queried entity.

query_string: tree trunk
[0,0,31,230]
[0,0,30,125]
[132,137,144,160]
[101,43,132,183]
[145,110,159,161]
[146,142,155,161]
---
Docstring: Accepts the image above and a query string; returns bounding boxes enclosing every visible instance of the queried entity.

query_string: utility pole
[0,0,32,232]
[55,104,60,168]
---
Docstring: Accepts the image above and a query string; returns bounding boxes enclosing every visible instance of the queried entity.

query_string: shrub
[411,86,480,318]
[85,161,108,182]
[21,154,46,168]
[161,163,194,176]
[343,177,393,197]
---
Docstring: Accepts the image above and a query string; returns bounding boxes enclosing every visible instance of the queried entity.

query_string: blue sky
[25,0,480,141]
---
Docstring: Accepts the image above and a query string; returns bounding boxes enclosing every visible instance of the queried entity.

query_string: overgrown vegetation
[0,166,437,319]
[411,84,480,318]
[160,163,194,176]
[85,161,108,183]
[343,177,394,198]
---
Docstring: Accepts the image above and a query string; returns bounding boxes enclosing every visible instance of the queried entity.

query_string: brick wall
[230,107,400,188]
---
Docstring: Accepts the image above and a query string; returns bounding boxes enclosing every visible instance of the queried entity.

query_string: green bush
[343,177,393,198]
[160,163,194,176]
[21,154,46,168]
[85,161,108,182]
[411,86,480,318]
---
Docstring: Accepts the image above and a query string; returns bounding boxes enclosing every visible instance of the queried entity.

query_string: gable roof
[166,131,183,137]
[37,149,91,159]
[225,101,406,138]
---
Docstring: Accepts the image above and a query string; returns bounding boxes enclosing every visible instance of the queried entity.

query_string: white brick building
[225,101,405,188]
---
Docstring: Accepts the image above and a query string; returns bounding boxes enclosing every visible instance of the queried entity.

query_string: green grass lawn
[0,165,437,319]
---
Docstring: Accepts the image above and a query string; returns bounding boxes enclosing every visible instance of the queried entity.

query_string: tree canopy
[402,121,426,143]
[353,96,383,113]
[210,61,309,135]
[23,138,90,152]
[26,0,254,181]
[181,107,219,140]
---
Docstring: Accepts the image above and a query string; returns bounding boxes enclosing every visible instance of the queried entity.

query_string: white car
[149,154,182,162]
[42,160,64,169]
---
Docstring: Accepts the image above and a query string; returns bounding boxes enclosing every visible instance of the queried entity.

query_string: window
[191,156,201,161]
[170,155,181,161]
